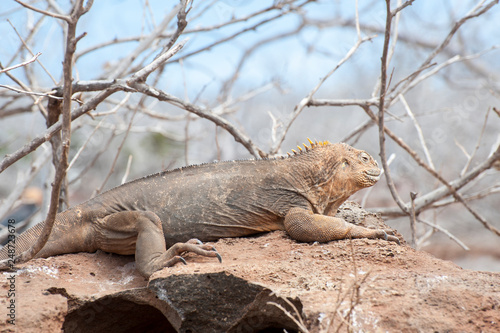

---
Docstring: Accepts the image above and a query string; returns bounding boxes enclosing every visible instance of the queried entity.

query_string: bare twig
[386,0,498,105]
[342,118,375,144]
[378,0,408,213]
[68,131,116,186]
[392,48,498,100]
[173,1,313,64]
[399,94,435,170]
[6,19,58,84]
[106,4,180,79]
[0,52,41,74]
[409,192,418,248]
[308,98,378,108]
[129,81,266,158]
[13,0,70,22]
[67,117,106,172]
[273,29,375,153]
[431,185,500,209]
[0,84,63,100]
[460,107,490,176]
[493,107,500,118]
[128,39,187,83]
[121,155,133,185]
[372,141,500,217]
[267,301,309,333]
[0,62,49,118]
[417,218,470,251]
[0,86,119,174]
[96,105,137,194]
[155,0,190,59]
[333,240,371,333]
[392,0,416,16]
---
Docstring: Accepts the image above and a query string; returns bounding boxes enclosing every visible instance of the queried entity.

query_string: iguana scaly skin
[0,141,399,277]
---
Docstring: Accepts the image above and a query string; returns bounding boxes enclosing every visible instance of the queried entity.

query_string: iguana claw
[388,235,400,245]
[191,238,204,245]
[383,230,400,245]
[187,238,204,245]
[185,239,223,263]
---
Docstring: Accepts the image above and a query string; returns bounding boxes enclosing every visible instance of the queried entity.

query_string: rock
[60,287,173,333]
[1,203,499,332]
[149,272,302,332]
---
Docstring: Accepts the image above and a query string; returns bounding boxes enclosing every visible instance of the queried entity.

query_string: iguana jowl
[0,141,399,277]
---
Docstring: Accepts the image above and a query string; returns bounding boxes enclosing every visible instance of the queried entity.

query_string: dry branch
[378,0,408,213]
[0,52,41,74]
[106,4,180,79]
[386,0,498,105]
[2,0,94,267]
[372,142,500,217]
[130,82,266,158]
[13,0,70,22]
[0,84,62,100]
[417,218,470,251]
[399,94,435,170]
[0,86,119,174]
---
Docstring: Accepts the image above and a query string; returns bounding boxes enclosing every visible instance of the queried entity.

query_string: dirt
[1,202,499,332]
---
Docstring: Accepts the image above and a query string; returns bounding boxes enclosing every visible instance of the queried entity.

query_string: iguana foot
[138,239,222,277]
[284,207,401,245]
[96,211,223,277]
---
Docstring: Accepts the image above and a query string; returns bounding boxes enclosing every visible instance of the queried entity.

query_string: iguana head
[287,140,381,214]
[320,142,380,188]
[338,144,381,188]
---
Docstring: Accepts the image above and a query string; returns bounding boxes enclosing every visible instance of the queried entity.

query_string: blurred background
[1,0,499,271]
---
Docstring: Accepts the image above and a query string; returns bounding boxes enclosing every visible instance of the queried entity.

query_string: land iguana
[0,140,399,277]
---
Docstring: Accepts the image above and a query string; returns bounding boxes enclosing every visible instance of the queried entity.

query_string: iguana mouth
[365,169,381,182]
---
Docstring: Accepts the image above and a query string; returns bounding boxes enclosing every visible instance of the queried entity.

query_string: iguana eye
[360,152,369,163]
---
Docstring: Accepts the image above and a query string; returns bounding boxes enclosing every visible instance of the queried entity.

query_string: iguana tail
[0,221,45,260]
[0,210,95,261]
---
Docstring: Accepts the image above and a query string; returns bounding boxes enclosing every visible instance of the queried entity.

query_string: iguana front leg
[95,211,221,277]
[283,207,400,244]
